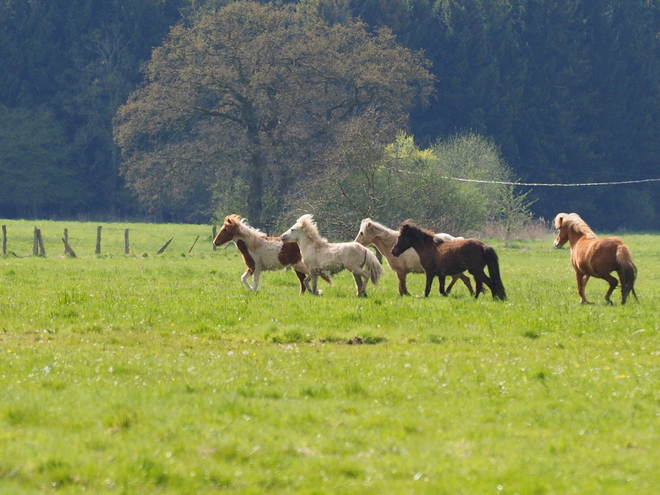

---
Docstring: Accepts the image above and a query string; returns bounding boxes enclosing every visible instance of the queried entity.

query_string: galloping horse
[281,214,383,297]
[391,221,506,300]
[213,214,329,293]
[354,218,474,296]
[553,213,637,305]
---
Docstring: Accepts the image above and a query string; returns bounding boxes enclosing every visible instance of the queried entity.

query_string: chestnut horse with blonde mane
[354,218,474,296]
[553,213,637,305]
[281,214,383,297]
[391,221,506,300]
[213,215,329,293]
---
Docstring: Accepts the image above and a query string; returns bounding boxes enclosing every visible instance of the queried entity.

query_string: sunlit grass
[1,219,659,493]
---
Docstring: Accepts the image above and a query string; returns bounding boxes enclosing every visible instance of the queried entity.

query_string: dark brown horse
[213,215,330,293]
[391,221,506,300]
[554,213,637,305]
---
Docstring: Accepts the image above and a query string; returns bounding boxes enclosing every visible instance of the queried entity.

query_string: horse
[553,212,637,305]
[354,218,474,296]
[213,214,330,293]
[281,214,384,297]
[391,221,506,300]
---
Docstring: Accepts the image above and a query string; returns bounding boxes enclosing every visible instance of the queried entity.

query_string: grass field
[1,219,659,494]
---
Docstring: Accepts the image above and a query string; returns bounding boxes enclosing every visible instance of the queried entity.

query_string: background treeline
[1,0,659,230]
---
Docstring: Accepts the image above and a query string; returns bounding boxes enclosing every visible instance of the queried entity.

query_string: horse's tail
[364,248,384,285]
[616,244,637,303]
[484,246,507,300]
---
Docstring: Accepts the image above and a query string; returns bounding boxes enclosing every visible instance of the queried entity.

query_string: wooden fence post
[95,226,102,255]
[189,235,200,254]
[33,227,39,256]
[157,237,173,254]
[124,229,130,255]
[62,228,76,258]
[212,226,217,251]
[2,225,6,255]
[34,227,45,257]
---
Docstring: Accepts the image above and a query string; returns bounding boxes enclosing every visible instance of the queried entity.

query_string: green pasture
[1,219,659,494]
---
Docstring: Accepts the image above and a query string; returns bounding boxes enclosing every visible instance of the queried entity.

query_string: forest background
[1,0,659,232]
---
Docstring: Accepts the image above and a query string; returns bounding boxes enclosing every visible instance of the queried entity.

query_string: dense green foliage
[2,0,660,229]
[1,219,660,493]
[287,132,528,239]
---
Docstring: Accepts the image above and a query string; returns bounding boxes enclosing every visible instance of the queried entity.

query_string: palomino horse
[213,214,329,293]
[391,221,506,300]
[354,218,474,296]
[281,214,384,297]
[553,213,637,305]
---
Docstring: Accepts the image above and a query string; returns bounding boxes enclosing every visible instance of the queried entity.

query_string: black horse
[391,221,506,300]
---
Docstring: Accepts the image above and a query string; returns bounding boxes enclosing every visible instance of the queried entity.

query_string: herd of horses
[213,212,637,305]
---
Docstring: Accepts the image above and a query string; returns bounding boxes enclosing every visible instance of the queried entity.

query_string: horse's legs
[438,275,448,296]
[241,269,254,291]
[424,273,434,297]
[445,275,457,294]
[446,273,474,296]
[303,274,315,295]
[308,273,320,295]
[396,272,411,296]
[469,269,492,299]
[251,268,262,291]
[576,271,592,304]
[602,273,619,305]
[459,273,474,296]
[353,272,367,297]
[474,278,484,298]
[294,270,307,294]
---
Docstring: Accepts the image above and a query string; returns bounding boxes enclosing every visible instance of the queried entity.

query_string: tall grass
[1,220,659,493]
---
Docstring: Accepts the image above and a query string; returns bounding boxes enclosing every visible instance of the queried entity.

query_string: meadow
[1,219,659,494]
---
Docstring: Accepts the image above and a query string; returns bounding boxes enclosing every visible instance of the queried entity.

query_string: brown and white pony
[213,215,329,293]
[281,214,384,297]
[354,218,474,296]
[391,221,506,300]
[553,213,637,305]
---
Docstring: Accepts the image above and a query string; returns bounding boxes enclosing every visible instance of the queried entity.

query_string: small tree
[287,131,531,239]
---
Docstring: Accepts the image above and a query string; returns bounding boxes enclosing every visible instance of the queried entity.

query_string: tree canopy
[114,0,433,226]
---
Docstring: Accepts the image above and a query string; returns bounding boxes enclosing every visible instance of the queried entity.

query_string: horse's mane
[361,218,396,236]
[296,214,328,243]
[224,214,267,239]
[400,220,436,240]
[554,213,597,239]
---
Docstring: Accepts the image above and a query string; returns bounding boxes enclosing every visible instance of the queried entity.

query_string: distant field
[1,219,659,494]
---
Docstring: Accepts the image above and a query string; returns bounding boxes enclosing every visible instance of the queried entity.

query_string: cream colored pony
[281,214,384,296]
[354,218,473,296]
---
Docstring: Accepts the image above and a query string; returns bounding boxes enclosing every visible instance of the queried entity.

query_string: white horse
[281,214,384,297]
[213,214,330,293]
[354,218,474,296]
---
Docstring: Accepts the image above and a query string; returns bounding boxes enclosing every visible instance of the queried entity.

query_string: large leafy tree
[114,0,433,226]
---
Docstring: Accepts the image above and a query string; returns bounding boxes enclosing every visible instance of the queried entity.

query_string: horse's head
[391,222,417,257]
[213,214,243,246]
[282,214,321,243]
[280,217,305,242]
[553,214,569,248]
[554,212,597,249]
[354,219,375,246]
